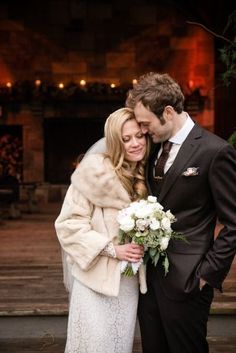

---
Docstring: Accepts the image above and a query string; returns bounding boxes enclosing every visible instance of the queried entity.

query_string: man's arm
[198,144,236,290]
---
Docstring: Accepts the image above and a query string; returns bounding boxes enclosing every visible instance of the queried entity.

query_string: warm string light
[35,79,41,86]
[0,79,205,117]
[3,79,136,91]
[0,79,140,103]
[80,79,86,86]
[2,79,139,91]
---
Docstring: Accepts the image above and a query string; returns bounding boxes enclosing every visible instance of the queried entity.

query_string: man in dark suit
[126,72,236,353]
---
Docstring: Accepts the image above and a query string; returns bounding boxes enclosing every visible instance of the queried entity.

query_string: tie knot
[153,141,173,180]
[162,141,173,152]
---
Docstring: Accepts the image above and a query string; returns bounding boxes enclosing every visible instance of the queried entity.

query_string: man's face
[134,101,172,143]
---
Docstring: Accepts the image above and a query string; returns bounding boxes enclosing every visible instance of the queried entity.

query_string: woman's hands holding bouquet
[114,243,144,262]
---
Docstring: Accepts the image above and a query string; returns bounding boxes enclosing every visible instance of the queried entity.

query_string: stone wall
[0,0,215,183]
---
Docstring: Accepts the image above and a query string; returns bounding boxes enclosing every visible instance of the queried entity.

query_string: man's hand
[199,278,207,290]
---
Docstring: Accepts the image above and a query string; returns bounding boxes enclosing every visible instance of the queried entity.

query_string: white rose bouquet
[117,196,187,276]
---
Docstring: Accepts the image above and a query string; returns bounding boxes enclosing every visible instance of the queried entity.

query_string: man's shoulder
[194,124,229,149]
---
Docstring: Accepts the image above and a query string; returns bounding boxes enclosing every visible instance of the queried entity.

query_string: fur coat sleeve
[55,153,130,271]
[55,183,111,271]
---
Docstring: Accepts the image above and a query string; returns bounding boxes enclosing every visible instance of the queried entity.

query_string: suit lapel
[158,124,203,203]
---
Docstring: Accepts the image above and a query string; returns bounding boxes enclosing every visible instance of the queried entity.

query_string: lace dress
[65,275,139,353]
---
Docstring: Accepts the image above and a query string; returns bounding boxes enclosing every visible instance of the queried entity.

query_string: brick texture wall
[0,1,214,182]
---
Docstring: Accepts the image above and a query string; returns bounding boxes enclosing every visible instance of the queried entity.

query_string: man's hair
[126,72,185,118]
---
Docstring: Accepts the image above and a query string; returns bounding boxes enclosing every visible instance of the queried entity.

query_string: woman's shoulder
[70,153,130,208]
[81,153,106,165]
[71,153,114,192]
[74,153,112,177]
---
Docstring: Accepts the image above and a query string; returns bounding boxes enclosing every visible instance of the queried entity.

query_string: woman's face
[121,119,147,162]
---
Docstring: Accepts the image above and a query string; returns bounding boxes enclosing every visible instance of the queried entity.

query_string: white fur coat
[55,153,147,296]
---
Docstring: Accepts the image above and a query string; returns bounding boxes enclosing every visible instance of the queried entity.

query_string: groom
[126,72,236,353]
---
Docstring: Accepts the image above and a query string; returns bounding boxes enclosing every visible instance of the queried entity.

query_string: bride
[55,107,150,353]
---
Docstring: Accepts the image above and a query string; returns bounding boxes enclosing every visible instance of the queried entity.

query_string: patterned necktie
[154,141,173,180]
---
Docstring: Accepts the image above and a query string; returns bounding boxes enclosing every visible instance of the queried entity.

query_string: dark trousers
[138,267,214,353]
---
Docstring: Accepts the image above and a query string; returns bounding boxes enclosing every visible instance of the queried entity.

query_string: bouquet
[117,195,187,276]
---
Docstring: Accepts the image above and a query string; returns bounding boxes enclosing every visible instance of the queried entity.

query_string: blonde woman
[55,107,150,353]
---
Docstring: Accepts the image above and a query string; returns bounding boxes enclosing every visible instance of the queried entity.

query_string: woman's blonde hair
[104,107,150,201]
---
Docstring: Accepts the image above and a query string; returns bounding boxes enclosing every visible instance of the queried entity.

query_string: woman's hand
[114,243,144,262]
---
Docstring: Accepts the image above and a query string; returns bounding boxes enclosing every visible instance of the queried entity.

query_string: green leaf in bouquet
[172,232,190,244]
[149,247,158,258]
[135,231,144,238]
[153,252,160,266]
[163,255,169,276]
[119,229,126,244]
[134,237,145,245]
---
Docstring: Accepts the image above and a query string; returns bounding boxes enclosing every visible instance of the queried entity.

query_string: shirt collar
[169,114,195,145]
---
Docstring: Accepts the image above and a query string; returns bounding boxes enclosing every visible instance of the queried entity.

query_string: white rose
[152,202,164,211]
[118,216,135,232]
[126,202,140,215]
[135,204,153,219]
[139,199,147,206]
[160,236,170,251]
[136,219,148,231]
[150,218,160,230]
[166,210,176,222]
[161,217,171,231]
[147,196,157,203]
[124,207,135,217]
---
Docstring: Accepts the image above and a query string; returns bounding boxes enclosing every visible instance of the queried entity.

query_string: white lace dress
[65,275,139,353]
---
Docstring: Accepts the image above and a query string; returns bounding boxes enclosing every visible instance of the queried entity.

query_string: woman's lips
[129,148,144,154]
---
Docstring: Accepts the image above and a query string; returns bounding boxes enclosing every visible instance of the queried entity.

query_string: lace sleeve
[100,242,117,258]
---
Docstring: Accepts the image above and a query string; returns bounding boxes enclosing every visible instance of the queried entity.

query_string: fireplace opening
[44,118,105,184]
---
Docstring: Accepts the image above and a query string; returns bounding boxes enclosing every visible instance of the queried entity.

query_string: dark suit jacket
[146,123,236,301]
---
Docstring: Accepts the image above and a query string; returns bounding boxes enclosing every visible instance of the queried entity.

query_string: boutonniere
[182,167,199,177]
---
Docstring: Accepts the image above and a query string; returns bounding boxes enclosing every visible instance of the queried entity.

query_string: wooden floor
[0,202,235,352]
[0,203,68,316]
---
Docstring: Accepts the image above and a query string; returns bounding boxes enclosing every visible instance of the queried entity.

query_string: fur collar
[71,153,131,209]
